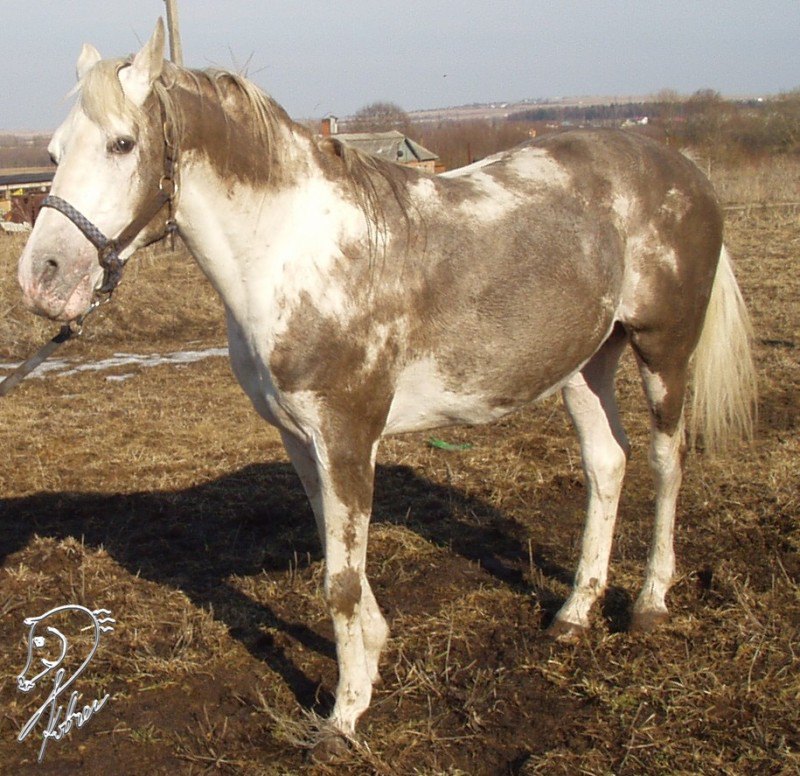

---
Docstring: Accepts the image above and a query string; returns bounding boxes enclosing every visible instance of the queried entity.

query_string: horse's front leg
[280,424,389,746]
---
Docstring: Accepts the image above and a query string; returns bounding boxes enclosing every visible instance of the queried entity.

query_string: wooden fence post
[163,0,184,66]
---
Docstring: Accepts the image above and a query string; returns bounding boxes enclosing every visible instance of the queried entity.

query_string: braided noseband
[38,194,127,294]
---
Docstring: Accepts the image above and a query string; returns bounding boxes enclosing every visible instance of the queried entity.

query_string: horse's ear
[76,44,102,81]
[121,18,165,106]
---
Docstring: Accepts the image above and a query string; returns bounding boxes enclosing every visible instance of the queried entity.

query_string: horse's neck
[175,135,357,328]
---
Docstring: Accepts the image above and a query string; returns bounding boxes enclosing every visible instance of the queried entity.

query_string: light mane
[79,58,143,131]
[79,59,416,260]
[327,137,416,264]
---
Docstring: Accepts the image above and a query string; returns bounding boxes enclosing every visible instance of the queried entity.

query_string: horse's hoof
[546,617,587,642]
[630,608,670,633]
[309,731,350,764]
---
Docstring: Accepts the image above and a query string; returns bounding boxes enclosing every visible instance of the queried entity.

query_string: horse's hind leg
[549,326,630,640]
[629,349,689,631]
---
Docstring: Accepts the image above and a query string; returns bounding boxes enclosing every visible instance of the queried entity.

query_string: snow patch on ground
[0,346,229,382]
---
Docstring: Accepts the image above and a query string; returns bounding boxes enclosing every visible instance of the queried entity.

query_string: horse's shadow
[0,461,589,712]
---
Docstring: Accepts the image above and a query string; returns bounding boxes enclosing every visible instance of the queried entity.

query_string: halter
[40,97,179,301]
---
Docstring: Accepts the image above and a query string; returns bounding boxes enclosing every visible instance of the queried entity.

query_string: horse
[17,19,756,756]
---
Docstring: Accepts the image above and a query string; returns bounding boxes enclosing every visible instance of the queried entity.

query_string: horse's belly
[385,356,530,434]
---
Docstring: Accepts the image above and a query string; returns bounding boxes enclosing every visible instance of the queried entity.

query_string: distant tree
[648,89,686,144]
[347,102,411,134]
[413,120,533,171]
[684,89,730,162]
[0,134,52,168]
[770,88,800,151]
[652,88,682,104]
[687,88,723,108]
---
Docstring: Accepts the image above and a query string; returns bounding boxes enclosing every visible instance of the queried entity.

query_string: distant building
[0,167,54,224]
[320,120,442,173]
[0,167,54,197]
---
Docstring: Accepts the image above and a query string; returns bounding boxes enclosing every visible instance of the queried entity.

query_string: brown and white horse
[18,20,756,753]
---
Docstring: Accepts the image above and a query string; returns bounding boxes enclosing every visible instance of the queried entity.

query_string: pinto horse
[18,20,756,753]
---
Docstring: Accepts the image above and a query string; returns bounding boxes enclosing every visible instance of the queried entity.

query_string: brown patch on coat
[270,289,398,513]
[402,176,625,406]
[166,68,313,190]
[328,568,362,620]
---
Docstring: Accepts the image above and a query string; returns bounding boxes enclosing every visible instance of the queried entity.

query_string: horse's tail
[689,245,757,453]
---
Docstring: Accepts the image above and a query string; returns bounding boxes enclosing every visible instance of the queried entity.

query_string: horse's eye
[108,136,135,155]
[49,151,58,166]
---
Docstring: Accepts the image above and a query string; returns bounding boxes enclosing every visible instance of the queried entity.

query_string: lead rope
[0,297,108,397]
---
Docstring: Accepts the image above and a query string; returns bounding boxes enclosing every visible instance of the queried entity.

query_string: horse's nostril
[39,256,60,283]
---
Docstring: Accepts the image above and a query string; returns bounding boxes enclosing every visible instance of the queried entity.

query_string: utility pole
[163,0,184,65]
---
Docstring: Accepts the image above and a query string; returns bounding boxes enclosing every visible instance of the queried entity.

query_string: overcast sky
[2,1,799,131]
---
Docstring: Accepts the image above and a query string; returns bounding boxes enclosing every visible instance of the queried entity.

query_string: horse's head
[18,19,175,322]
[17,615,68,693]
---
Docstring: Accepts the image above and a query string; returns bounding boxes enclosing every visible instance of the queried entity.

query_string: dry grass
[709,154,800,207]
[0,158,798,775]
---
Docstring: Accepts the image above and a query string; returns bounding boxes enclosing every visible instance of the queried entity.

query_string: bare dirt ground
[0,189,798,773]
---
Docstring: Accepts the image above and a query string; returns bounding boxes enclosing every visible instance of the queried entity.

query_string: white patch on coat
[623,227,679,283]
[385,356,512,433]
[659,187,691,221]
[639,364,669,406]
[612,193,634,223]
[177,156,363,336]
[441,146,569,222]
[456,170,523,221]
[363,321,403,373]
[506,147,570,187]
[409,176,439,206]
[176,157,371,435]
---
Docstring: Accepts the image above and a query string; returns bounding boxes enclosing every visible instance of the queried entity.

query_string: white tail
[690,245,757,453]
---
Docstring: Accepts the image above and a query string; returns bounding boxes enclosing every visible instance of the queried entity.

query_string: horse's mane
[324,136,416,261]
[79,58,143,130]
[79,59,415,260]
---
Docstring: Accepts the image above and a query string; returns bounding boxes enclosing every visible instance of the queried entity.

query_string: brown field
[0,162,798,775]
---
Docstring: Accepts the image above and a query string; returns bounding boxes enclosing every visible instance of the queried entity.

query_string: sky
[2,1,799,131]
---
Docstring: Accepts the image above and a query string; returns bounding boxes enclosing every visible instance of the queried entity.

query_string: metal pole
[163,0,184,65]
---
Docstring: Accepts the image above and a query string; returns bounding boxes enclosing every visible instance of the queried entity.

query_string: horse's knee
[583,441,627,509]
